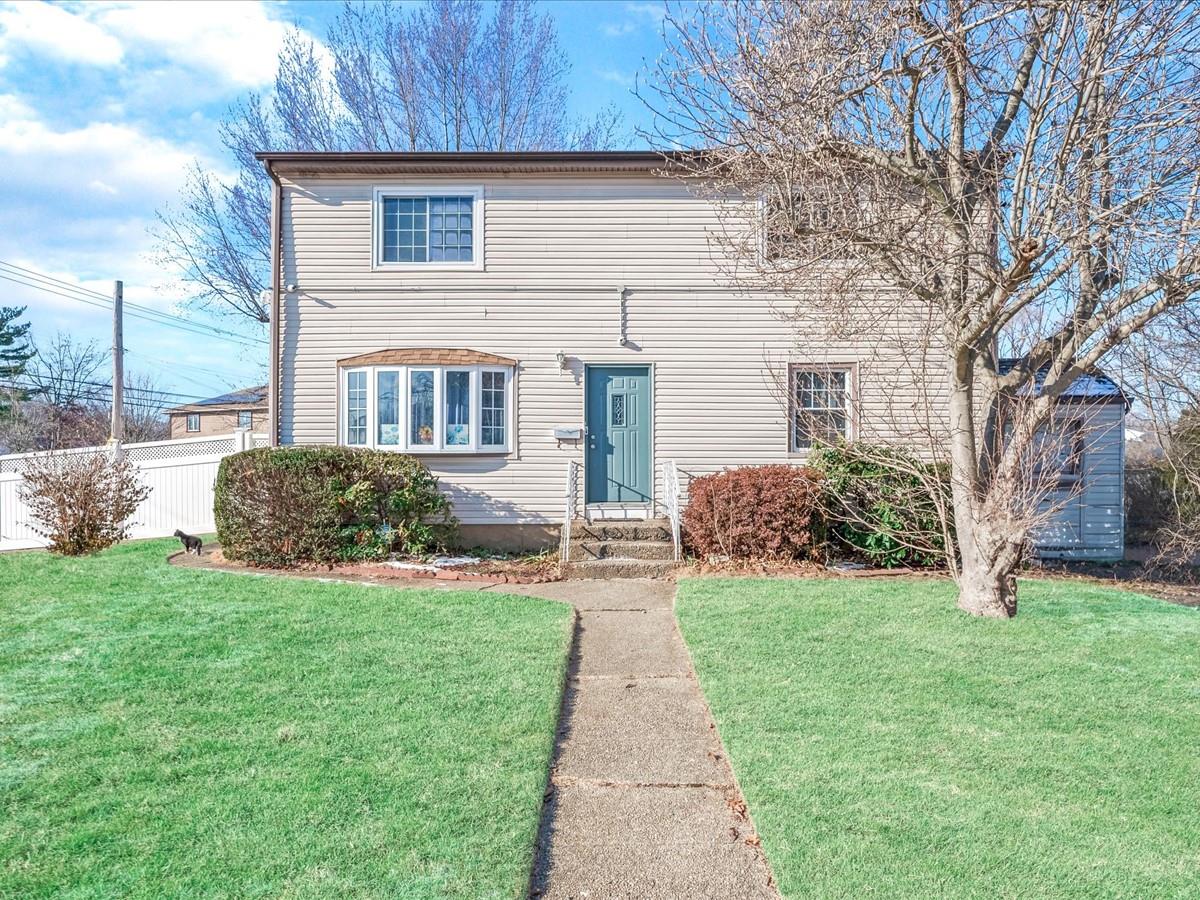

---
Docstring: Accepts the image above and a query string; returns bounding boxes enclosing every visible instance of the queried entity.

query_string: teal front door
[586,366,651,504]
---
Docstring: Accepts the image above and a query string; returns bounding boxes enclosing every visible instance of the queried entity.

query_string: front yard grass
[0,539,573,898]
[677,577,1200,899]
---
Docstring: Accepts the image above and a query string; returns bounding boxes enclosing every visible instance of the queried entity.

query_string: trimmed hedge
[809,444,950,568]
[682,464,824,561]
[214,446,455,567]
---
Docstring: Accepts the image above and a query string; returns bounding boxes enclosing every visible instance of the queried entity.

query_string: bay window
[341,363,512,453]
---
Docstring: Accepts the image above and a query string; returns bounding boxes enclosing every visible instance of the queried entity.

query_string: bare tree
[0,333,169,451]
[649,1,1200,616]
[156,0,623,324]
[21,332,107,408]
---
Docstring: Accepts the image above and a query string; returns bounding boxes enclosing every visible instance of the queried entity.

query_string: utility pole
[110,280,124,444]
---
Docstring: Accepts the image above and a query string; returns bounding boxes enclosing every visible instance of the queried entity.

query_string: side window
[480,371,506,447]
[186,413,200,433]
[791,367,850,451]
[346,370,367,445]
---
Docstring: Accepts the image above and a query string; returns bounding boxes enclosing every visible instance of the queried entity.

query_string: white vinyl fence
[0,432,268,552]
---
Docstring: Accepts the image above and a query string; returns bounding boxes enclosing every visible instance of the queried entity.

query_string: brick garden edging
[344,563,558,585]
[168,544,560,586]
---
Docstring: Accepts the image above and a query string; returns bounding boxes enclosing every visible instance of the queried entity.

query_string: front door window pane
[347,371,367,445]
[410,370,434,445]
[377,371,400,445]
[445,371,470,446]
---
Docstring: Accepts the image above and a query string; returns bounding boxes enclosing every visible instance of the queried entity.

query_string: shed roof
[997,359,1127,405]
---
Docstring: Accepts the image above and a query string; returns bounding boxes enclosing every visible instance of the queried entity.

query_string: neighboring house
[166,386,267,440]
[256,151,1125,558]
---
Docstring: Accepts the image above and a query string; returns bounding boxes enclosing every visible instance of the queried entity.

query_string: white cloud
[602,2,667,39]
[597,68,634,88]
[602,22,636,38]
[625,2,667,22]
[94,1,295,88]
[0,101,198,199]
[0,1,305,88]
[0,1,124,67]
[0,92,214,319]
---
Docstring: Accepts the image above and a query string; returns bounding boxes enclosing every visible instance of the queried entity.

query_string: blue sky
[0,0,667,404]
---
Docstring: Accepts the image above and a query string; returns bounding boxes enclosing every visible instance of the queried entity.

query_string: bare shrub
[682,465,824,561]
[19,451,150,555]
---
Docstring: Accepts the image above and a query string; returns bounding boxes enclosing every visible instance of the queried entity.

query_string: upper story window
[374,187,483,269]
[237,411,253,429]
[791,366,852,451]
[186,413,200,433]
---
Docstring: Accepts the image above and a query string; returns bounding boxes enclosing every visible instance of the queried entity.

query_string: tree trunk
[947,363,1019,618]
[956,528,1018,618]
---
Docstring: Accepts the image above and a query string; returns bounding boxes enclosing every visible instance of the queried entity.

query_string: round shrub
[682,464,824,560]
[19,450,150,556]
[808,444,950,568]
[214,446,456,567]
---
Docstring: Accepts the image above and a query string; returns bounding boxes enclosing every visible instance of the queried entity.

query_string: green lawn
[677,577,1200,899]
[0,540,572,898]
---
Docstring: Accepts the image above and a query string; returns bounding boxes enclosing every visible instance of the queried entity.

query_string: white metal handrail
[663,459,682,561]
[559,459,580,564]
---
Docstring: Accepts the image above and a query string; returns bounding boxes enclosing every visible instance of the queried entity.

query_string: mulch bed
[681,556,942,580]
[171,546,560,586]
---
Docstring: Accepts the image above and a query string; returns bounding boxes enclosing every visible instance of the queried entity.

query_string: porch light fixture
[556,350,567,370]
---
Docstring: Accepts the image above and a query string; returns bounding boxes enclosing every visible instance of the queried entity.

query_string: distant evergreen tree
[0,306,35,414]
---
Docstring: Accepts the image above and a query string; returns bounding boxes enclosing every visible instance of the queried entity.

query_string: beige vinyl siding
[278,173,947,525]
[168,409,265,440]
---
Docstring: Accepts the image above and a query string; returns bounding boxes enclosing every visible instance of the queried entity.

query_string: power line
[1,271,266,351]
[0,261,267,349]
[0,259,267,344]
[6,376,213,404]
[126,349,249,381]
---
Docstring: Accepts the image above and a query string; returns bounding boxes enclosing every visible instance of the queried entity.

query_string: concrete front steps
[563,518,679,579]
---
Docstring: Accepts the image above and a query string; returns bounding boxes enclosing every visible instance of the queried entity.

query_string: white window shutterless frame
[340,365,513,454]
[372,186,485,271]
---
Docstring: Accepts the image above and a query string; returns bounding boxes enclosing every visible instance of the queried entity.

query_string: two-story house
[166,386,267,439]
[257,151,1124,558]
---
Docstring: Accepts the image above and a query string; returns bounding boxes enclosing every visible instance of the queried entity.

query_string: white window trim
[186,413,201,433]
[340,363,514,455]
[788,363,856,453]
[372,185,485,272]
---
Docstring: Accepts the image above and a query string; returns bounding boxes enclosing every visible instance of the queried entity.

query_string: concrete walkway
[504,579,778,899]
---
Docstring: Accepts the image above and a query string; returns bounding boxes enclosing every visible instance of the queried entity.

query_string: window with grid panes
[791,368,850,450]
[380,195,474,263]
